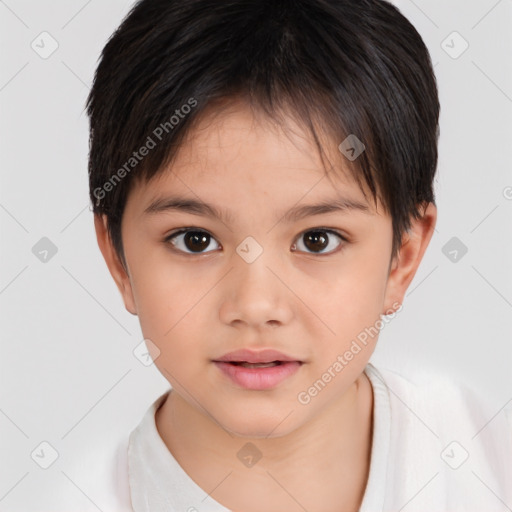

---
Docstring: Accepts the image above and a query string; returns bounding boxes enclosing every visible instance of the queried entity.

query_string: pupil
[185,231,210,252]
[304,231,328,252]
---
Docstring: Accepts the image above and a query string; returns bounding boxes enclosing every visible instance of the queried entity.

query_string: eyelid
[164,228,221,255]
[298,227,349,241]
[164,226,349,255]
[292,227,348,255]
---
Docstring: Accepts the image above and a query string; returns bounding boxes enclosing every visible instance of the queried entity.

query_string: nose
[219,245,294,330]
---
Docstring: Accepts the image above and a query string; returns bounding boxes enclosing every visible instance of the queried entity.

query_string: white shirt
[41,362,512,511]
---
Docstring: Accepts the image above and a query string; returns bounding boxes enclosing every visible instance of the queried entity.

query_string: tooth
[239,361,280,368]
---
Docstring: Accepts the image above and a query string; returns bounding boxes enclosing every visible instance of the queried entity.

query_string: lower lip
[213,361,302,390]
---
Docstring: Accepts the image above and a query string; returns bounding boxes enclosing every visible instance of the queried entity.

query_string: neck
[155,372,374,512]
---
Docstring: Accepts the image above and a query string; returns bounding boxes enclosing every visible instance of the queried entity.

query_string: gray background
[1,0,511,509]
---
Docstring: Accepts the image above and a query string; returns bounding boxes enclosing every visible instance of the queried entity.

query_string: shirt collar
[128,363,390,512]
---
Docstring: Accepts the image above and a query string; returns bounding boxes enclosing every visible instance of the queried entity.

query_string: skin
[95,98,436,512]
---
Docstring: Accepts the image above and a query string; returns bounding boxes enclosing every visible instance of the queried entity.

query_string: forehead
[127,99,380,217]
[170,99,348,178]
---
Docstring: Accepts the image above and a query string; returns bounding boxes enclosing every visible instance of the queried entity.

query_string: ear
[383,202,437,314]
[94,214,137,315]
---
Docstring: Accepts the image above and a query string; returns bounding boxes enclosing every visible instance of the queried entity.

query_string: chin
[214,407,300,439]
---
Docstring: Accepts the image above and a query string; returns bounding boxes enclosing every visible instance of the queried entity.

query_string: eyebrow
[143,194,372,224]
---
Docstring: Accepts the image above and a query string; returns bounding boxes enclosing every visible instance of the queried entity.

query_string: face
[95,99,436,438]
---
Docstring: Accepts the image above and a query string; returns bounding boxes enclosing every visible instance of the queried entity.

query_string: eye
[291,229,347,255]
[164,229,221,254]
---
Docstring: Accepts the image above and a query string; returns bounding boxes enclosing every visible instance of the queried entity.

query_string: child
[85,0,512,510]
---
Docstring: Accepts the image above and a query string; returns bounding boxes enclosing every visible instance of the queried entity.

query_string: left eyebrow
[281,197,372,223]
[143,194,372,224]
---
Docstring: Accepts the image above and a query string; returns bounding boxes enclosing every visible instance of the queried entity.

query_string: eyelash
[163,227,349,256]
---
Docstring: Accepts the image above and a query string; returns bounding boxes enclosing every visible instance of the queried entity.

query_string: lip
[212,349,303,390]
[213,361,302,390]
[213,348,301,364]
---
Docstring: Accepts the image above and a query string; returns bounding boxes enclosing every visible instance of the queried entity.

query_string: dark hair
[86,0,440,270]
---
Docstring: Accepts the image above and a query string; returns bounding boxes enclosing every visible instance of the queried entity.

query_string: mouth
[223,361,287,368]
[213,348,303,365]
[212,349,304,390]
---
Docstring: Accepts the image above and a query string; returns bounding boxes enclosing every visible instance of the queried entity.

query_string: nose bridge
[235,234,279,299]
[221,235,292,327]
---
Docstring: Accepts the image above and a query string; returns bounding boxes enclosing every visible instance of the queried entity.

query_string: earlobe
[93,214,138,316]
[382,202,437,314]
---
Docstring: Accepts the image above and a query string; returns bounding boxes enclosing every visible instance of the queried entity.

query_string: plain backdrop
[1,0,511,509]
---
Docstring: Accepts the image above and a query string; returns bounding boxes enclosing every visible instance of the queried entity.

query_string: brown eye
[166,230,220,254]
[292,229,345,255]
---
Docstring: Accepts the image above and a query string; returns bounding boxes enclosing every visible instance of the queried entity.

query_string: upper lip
[213,349,302,364]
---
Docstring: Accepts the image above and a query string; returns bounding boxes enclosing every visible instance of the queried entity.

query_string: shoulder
[373,363,512,439]
[77,431,134,511]
[367,362,512,511]
[36,428,133,512]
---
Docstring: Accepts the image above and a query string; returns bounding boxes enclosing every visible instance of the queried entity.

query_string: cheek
[307,253,389,355]
[129,256,218,370]
[128,253,196,338]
